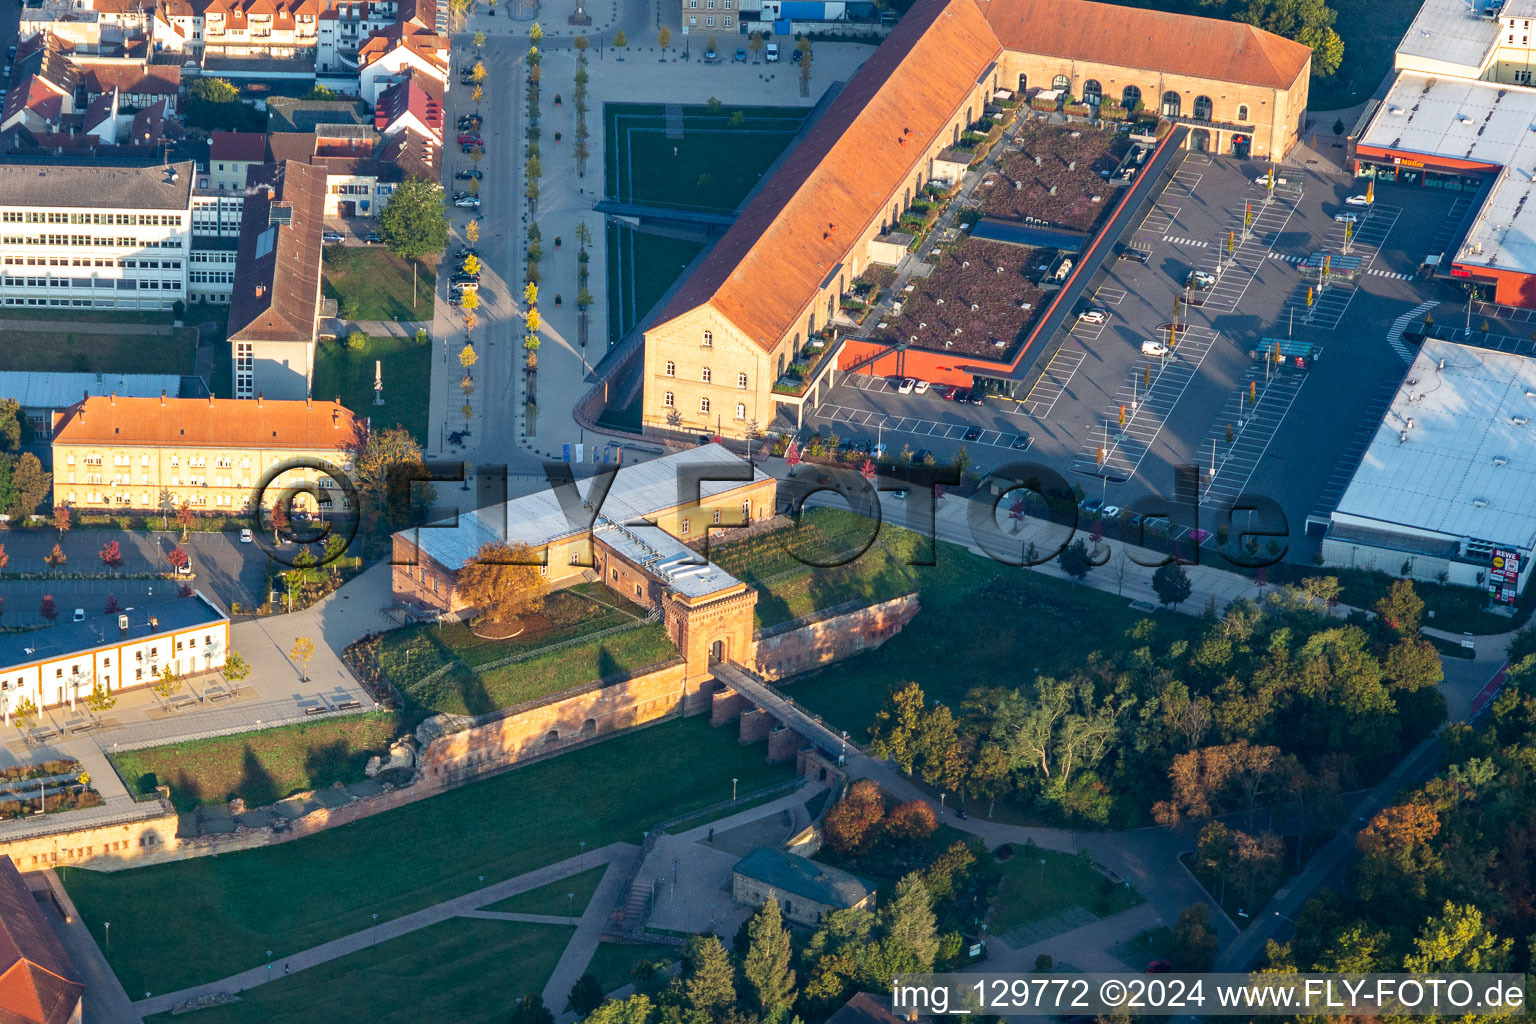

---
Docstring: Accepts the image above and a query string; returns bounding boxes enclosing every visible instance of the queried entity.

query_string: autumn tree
[884,799,938,843]
[152,664,183,699]
[39,595,57,624]
[103,593,120,615]
[1172,903,1218,970]
[166,546,190,574]
[455,541,548,624]
[43,544,66,568]
[222,650,252,686]
[177,500,195,540]
[823,778,886,852]
[354,425,426,539]
[1374,578,1425,634]
[53,503,71,536]
[98,540,124,576]
[289,636,315,682]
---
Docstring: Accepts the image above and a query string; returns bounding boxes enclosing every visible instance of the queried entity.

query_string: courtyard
[312,331,433,443]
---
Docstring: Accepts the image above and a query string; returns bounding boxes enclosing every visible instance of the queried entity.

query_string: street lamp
[732,777,738,801]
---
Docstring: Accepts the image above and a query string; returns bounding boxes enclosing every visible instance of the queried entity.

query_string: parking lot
[807,144,1473,555]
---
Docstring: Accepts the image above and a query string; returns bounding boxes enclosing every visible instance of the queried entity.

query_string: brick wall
[753,593,919,681]
[0,807,182,872]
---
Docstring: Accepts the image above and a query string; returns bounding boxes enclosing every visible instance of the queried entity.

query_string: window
[736,403,746,419]
[665,360,675,376]
[1082,79,1102,105]
[570,551,581,565]
[1051,73,1070,91]
[724,15,732,24]
[737,372,748,388]
[742,499,751,519]
[611,568,619,581]
[700,397,711,413]
[664,391,675,407]
[705,15,713,24]
[712,509,721,524]
[1193,95,1213,120]
[681,518,690,534]
[701,367,712,383]
[702,330,712,347]
[1237,104,1249,121]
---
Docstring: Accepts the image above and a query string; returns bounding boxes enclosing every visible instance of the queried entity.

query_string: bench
[335,700,363,711]
[172,699,197,710]
[208,690,235,702]
[304,705,329,716]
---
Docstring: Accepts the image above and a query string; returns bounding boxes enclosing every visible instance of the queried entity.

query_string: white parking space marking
[1193,189,1301,314]
[1096,286,1128,305]
[1198,367,1308,510]
[1309,381,1397,526]
[1280,278,1357,330]
[1141,204,1180,234]
[1019,346,1086,418]
[1166,168,1203,197]
[1333,203,1400,267]
[813,404,1032,451]
[1072,325,1222,480]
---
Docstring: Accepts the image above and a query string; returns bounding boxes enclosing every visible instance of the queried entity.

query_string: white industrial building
[1324,337,1536,600]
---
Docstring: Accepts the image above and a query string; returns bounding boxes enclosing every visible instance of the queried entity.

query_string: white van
[1141,340,1169,356]
[766,42,780,61]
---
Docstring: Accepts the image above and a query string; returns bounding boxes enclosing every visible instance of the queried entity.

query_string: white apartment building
[0,594,229,717]
[0,160,195,311]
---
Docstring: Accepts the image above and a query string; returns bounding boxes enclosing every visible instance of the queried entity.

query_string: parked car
[452,272,481,285]
[458,115,482,129]
[240,528,254,543]
[943,386,962,401]
[1345,194,1372,206]
[457,133,483,146]
[1118,245,1151,263]
[704,47,718,60]
[1101,505,1123,519]
[912,380,930,395]
[1081,497,1104,515]
[321,230,345,243]
[1010,435,1032,450]
[364,231,383,244]
[1077,309,1108,324]
[963,426,981,441]
[734,48,747,61]
[897,377,916,394]
[1334,211,1360,223]
[792,47,804,62]
[765,42,779,61]
[454,196,481,208]
[462,143,481,155]
[1144,961,1173,974]
[1254,174,1288,186]
[456,168,483,180]
[963,389,984,405]
[1188,270,1216,288]
[457,247,479,260]
[175,559,193,577]
[890,489,909,501]
[1141,340,1170,356]
[73,608,86,623]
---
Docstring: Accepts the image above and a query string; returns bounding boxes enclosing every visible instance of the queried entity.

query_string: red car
[457,133,483,146]
[1144,960,1172,974]
[945,386,967,401]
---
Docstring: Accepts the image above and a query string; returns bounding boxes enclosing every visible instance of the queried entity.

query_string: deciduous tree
[456,541,548,624]
[98,540,123,576]
[824,779,885,852]
[288,636,315,682]
[1153,561,1192,608]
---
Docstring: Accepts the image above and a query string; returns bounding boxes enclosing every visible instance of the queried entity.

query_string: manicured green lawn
[1108,926,1174,969]
[730,508,1189,737]
[990,848,1142,933]
[584,940,679,996]
[322,246,437,322]
[64,715,794,997]
[0,327,197,375]
[604,104,808,211]
[606,222,705,343]
[481,864,607,915]
[312,332,431,443]
[110,712,401,812]
[143,919,572,1024]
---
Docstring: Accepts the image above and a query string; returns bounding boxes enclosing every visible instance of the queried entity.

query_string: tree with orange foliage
[823,779,885,853]
[884,799,937,843]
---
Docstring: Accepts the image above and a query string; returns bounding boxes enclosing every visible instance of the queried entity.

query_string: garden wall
[0,804,183,872]
[752,593,919,680]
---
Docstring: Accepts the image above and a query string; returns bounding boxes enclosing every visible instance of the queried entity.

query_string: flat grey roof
[409,444,767,572]
[1395,0,1499,75]
[593,519,742,599]
[0,371,185,410]
[0,592,226,672]
[0,159,196,211]
[1332,338,1536,550]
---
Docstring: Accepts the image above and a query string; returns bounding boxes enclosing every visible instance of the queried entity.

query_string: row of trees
[0,401,49,523]
[866,578,1446,826]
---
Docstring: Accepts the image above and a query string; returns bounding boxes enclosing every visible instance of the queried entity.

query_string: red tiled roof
[54,395,365,449]
[977,0,1310,90]
[653,0,1002,349]
[78,61,180,97]
[378,126,438,177]
[211,129,268,162]
[0,857,83,1024]
[374,74,442,136]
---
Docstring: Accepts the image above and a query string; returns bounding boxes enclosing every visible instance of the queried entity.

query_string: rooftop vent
[1474,498,1490,508]
[1494,455,1510,466]
[1512,415,1529,425]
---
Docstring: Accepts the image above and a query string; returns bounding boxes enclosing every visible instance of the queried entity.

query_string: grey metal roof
[733,847,872,908]
[592,519,742,599]
[411,445,769,571]
[0,593,227,672]
[1332,338,1536,550]
[0,371,185,410]
[1395,0,1499,76]
[0,159,195,211]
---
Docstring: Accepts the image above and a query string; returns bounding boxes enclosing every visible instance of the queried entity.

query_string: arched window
[664,360,675,376]
[1051,73,1070,92]
[663,391,675,407]
[1237,104,1249,121]
[953,124,959,144]
[701,367,711,382]
[1161,91,1182,117]
[1193,95,1213,120]
[1017,73,1027,92]
[1082,79,1102,105]
[702,330,713,347]
[777,353,786,377]
[700,397,711,414]
[1122,85,1141,111]
[737,372,748,388]
[827,293,834,318]
[735,403,746,419]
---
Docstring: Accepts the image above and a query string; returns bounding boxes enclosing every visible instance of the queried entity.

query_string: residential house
[0,855,84,1024]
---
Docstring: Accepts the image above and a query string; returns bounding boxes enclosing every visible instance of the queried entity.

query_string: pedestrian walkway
[989,903,1166,974]
[133,843,639,1016]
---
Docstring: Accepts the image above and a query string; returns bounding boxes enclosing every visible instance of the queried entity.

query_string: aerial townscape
[1,0,1535,1017]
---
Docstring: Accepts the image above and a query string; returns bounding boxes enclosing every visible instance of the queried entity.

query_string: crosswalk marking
[1163,235,1209,247]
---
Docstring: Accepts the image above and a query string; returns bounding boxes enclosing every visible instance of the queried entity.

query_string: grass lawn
[64,715,796,996]
[1309,0,1420,110]
[990,848,1143,934]
[606,222,705,343]
[480,863,607,915]
[584,940,679,996]
[1108,926,1174,969]
[0,327,197,375]
[604,104,809,212]
[733,509,1189,738]
[374,588,680,716]
[109,713,401,813]
[312,332,431,443]
[144,919,572,1024]
[322,246,436,322]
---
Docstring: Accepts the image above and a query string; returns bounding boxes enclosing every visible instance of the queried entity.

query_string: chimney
[117,613,129,637]
[257,393,263,407]
[160,389,167,406]
[110,392,116,405]
[306,396,312,408]
[209,393,215,406]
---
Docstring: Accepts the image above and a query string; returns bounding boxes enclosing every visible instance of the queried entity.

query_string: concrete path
[989,902,1166,973]
[133,842,639,1016]
[542,848,643,1019]
[38,896,141,1024]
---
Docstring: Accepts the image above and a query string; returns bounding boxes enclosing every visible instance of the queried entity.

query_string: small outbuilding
[732,846,873,926]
